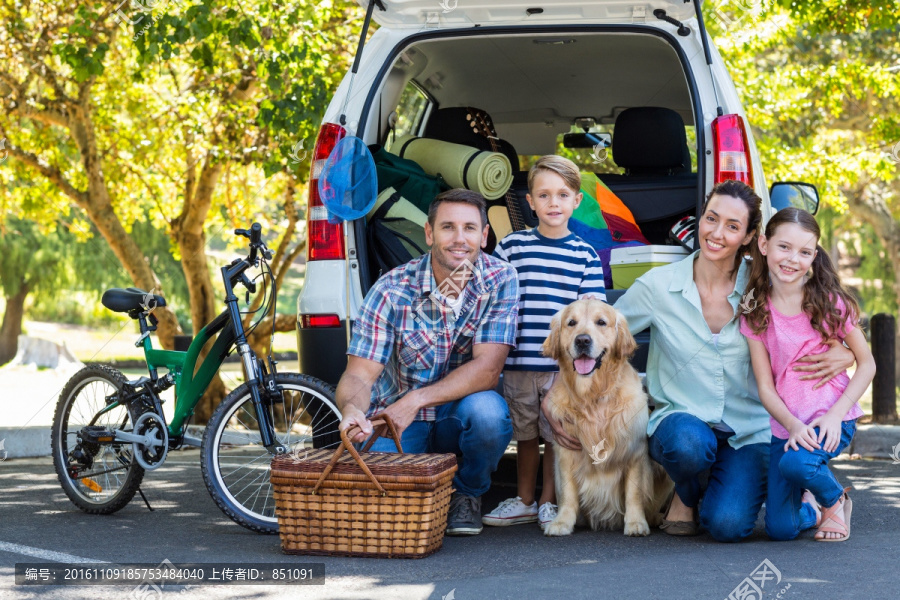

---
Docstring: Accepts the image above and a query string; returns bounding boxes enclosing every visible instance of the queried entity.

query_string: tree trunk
[172,153,226,423]
[0,284,29,366]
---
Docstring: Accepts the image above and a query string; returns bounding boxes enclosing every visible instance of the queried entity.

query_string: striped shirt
[494,228,606,371]
[348,251,519,421]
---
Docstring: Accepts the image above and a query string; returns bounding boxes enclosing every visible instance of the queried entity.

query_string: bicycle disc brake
[133,412,168,470]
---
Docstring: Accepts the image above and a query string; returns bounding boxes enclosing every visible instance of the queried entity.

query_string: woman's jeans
[765,420,856,541]
[368,390,513,498]
[649,412,768,542]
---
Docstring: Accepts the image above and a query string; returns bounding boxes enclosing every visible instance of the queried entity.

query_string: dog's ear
[612,312,638,360]
[542,310,563,361]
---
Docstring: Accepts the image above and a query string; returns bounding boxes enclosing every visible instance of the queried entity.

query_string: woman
[544,180,853,542]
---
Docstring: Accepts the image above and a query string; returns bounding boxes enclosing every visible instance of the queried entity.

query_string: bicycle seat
[101,288,167,314]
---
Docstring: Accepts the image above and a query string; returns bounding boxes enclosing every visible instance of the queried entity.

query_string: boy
[484,155,606,530]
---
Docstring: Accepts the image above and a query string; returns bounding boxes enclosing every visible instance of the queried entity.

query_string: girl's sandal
[814,487,852,542]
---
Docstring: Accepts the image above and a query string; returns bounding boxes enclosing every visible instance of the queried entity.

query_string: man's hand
[540,398,581,451]
[339,406,373,444]
[795,340,855,390]
[381,390,424,438]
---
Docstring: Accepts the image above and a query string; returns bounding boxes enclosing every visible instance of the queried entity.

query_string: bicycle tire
[200,372,341,534]
[51,364,145,514]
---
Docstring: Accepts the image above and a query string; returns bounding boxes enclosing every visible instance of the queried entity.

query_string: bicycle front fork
[236,342,286,454]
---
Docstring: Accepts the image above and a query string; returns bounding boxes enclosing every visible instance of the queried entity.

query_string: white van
[296,0,818,384]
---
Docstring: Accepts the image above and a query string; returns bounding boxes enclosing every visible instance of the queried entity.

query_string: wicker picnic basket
[271,415,458,558]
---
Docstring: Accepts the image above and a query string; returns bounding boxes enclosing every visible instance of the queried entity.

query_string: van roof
[358,0,700,28]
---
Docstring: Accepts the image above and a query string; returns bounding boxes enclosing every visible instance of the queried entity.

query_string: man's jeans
[765,420,856,541]
[649,412,768,542]
[368,391,513,498]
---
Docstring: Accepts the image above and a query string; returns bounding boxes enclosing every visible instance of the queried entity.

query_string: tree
[1,0,359,418]
[0,219,72,364]
[710,0,900,383]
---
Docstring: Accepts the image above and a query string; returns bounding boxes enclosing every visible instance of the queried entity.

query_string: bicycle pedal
[80,426,117,444]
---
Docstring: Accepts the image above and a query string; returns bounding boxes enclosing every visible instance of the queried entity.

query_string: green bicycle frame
[139,311,237,438]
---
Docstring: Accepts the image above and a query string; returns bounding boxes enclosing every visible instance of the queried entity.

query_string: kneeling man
[337,189,518,536]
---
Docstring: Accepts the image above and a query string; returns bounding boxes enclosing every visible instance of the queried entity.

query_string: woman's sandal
[659,492,701,537]
[814,487,852,542]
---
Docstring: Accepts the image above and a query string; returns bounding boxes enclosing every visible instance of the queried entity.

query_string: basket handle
[312,414,403,494]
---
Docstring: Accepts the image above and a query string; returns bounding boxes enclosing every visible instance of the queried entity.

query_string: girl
[741,207,876,543]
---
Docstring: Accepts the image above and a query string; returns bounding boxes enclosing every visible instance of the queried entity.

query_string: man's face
[424,202,489,281]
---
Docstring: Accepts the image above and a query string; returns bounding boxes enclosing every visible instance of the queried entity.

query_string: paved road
[1,453,898,600]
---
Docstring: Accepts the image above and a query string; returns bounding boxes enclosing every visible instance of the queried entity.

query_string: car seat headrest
[612,107,690,176]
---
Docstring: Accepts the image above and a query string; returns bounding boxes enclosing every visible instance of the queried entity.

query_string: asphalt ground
[0,452,898,600]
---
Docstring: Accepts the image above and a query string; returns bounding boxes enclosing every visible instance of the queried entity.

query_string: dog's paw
[543,518,575,537]
[623,518,650,537]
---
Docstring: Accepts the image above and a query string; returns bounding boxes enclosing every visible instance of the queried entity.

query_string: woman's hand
[785,419,820,453]
[795,340,855,390]
[541,400,582,451]
[809,412,844,454]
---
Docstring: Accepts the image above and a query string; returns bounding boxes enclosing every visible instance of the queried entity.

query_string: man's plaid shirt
[348,251,519,421]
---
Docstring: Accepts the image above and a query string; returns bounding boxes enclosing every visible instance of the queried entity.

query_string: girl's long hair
[744,207,860,340]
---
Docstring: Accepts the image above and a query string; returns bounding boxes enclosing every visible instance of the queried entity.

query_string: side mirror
[769,182,820,215]
[563,132,612,149]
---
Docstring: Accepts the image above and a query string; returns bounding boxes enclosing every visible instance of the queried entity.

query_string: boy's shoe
[446,493,483,536]
[538,502,558,530]
[482,496,538,526]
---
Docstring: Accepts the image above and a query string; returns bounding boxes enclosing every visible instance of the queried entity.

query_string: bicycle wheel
[201,372,341,534]
[51,364,145,514]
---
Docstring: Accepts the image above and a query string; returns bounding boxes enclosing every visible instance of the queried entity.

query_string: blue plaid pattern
[348,251,519,421]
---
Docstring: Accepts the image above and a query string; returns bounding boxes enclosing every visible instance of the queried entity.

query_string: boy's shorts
[502,370,558,442]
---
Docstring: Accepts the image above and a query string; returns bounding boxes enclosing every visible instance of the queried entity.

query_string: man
[337,188,517,536]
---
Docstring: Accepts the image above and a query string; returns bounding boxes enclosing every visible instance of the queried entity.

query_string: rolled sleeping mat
[367,187,429,228]
[391,134,513,200]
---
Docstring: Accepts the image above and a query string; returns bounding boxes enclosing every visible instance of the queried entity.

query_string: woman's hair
[702,180,763,272]
[744,207,860,340]
[527,155,582,194]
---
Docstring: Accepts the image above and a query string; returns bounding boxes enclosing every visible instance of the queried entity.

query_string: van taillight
[711,114,753,187]
[299,314,341,328]
[307,122,347,261]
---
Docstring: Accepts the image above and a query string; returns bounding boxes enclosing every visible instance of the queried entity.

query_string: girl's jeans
[765,420,856,541]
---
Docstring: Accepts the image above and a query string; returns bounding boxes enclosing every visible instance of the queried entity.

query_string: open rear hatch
[357,0,702,27]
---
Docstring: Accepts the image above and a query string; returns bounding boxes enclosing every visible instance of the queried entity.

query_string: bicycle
[51,223,342,534]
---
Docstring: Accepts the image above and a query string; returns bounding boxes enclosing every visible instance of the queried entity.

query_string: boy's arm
[747,338,819,452]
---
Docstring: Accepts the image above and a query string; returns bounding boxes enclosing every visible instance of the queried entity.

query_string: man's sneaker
[446,493,483,536]
[482,496,538,526]
[538,502,558,530]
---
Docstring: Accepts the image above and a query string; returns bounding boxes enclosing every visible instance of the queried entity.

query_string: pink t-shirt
[740,298,863,439]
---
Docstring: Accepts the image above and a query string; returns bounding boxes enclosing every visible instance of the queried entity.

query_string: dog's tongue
[574,357,595,375]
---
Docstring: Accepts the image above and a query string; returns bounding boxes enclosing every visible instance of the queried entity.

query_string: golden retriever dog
[542,298,672,537]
